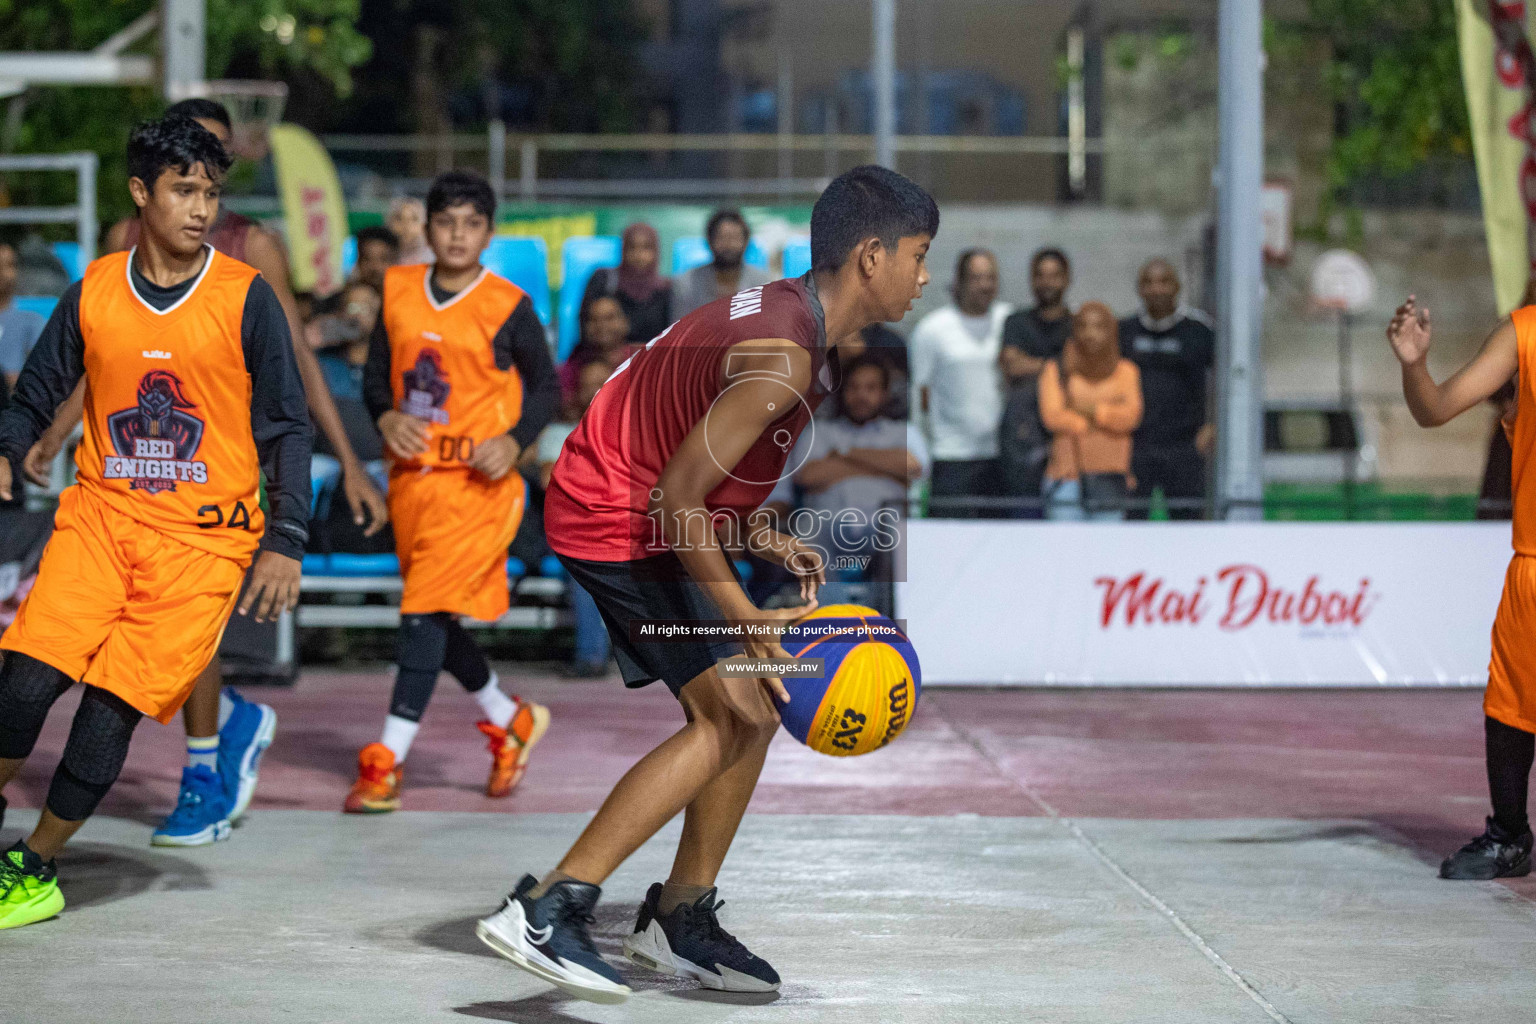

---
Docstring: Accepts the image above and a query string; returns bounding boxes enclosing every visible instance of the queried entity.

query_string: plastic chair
[539,554,567,579]
[558,236,621,362]
[782,238,812,280]
[328,553,400,576]
[483,236,552,325]
[340,236,357,279]
[51,242,84,282]
[13,297,57,319]
[506,557,527,579]
[671,236,768,276]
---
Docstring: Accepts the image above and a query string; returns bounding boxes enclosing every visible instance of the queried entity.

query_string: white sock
[474,672,518,730]
[186,734,218,772]
[380,715,420,764]
[218,689,236,730]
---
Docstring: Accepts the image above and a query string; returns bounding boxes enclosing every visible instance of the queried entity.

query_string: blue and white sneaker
[476,874,631,1004]
[623,883,780,992]
[218,688,276,823]
[150,766,232,847]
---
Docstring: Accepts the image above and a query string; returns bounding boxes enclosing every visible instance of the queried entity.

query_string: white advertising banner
[897,522,1511,686]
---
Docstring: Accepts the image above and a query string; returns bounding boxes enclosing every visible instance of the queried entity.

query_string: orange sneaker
[479,701,551,798]
[343,742,403,813]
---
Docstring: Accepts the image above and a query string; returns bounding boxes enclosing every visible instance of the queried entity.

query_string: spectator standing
[910,249,1012,517]
[352,225,400,290]
[387,197,433,265]
[539,360,616,677]
[583,222,672,345]
[998,248,1073,515]
[0,240,46,391]
[792,357,928,604]
[671,209,774,318]
[1039,302,1143,521]
[1120,258,1215,520]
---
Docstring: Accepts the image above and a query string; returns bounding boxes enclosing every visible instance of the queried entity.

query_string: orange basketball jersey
[382,264,528,470]
[74,248,266,562]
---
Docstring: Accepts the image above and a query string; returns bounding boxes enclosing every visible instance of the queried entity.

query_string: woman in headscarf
[1038,301,1143,521]
[558,294,632,406]
[582,222,672,344]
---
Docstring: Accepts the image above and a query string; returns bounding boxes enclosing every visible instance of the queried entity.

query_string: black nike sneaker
[1439,818,1534,880]
[622,883,780,992]
[476,874,631,1004]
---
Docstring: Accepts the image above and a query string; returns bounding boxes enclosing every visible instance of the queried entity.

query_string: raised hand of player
[342,468,389,537]
[377,410,431,460]
[239,550,302,623]
[467,434,521,481]
[740,602,819,703]
[1388,295,1432,366]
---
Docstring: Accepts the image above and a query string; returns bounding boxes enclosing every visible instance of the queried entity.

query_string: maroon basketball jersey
[123,210,252,262]
[547,276,834,561]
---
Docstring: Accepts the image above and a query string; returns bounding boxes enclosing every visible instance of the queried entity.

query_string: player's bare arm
[651,338,821,698]
[1389,295,1518,427]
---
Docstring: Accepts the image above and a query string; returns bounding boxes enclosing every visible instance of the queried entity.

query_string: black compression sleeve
[241,276,313,559]
[0,282,85,465]
[362,306,394,425]
[492,296,559,451]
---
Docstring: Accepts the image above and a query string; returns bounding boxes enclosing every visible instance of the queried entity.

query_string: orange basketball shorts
[1488,553,1536,734]
[389,466,526,621]
[0,486,248,723]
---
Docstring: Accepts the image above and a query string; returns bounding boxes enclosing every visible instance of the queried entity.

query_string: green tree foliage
[1282,0,1470,194]
[0,0,371,221]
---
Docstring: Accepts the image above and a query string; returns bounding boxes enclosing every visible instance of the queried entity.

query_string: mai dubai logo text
[1094,565,1377,632]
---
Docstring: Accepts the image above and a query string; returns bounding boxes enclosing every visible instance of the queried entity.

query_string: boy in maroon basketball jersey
[475,167,937,1002]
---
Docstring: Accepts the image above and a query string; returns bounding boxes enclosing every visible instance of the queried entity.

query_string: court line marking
[932,696,1294,1024]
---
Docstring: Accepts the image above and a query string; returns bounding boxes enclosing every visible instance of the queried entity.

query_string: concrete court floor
[4,670,1536,1023]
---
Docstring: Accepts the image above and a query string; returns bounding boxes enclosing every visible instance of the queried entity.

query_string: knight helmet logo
[103,369,208,493]
[400,347,451,425]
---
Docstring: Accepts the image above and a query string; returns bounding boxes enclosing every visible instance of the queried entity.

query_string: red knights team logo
[103,370,208,494]
[400,348,451,424]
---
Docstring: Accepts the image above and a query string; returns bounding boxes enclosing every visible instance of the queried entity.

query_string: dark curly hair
[127,114,233,192]
[810,165,939,273]
[426,170,496,222]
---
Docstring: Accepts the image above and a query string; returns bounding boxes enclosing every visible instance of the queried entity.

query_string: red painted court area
[9,671,1528,893]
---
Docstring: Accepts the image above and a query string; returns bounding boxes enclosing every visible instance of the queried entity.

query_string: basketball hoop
[182,80,288,162]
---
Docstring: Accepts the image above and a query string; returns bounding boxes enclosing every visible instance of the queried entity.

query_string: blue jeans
[569,579,611,668]
[1045,477,1125,523]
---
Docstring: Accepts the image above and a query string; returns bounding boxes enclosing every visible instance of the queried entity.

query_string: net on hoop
[183,81,288,161]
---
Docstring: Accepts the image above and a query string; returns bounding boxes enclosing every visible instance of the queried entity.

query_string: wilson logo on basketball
[1094,565,1377,631]
[877,678,911,750]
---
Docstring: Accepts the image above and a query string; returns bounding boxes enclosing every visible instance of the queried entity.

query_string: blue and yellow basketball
[776,604,921,756]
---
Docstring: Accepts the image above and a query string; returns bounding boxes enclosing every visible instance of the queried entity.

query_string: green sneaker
[0,845,64,931]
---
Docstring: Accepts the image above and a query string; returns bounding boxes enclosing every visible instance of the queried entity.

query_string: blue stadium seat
[671,236,768,276]
[51,242,84,282]
[483,236,551,325]
[506,557,527,579]
[340,236,357,279]
[13,297,57,319]
[734,559,754,583]
[301,553,331,575]
[539,554,567,579]
[310,455,344,520]
[558,236,621,362]
[782,238,811,279]
[328,553,400,576]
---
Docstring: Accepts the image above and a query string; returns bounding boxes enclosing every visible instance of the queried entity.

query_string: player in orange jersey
[1388,294,1534,880]
[0,115,311,929]
[343,171,558,813]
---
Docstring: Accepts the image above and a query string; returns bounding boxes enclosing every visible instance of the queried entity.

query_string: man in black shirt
[998,248,1073,515]
[1119,258,1214,520]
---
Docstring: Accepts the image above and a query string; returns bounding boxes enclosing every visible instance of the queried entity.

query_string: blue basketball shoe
[150,766,232,847]
[622,883,780,992]
[476,874,631,1004]
[218,688,277,822]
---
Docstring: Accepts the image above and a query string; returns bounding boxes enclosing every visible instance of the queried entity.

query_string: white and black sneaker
[622,882,780,993]
[476,874,632,1004]
[1439,817,1534,880]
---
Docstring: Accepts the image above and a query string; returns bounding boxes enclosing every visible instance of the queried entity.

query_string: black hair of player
[426,171,496,222]
[356,225,400,251]
[953,248,995,288]
[1031,247,1071,276]
[126,115,234,192]
[706,208,749,242]
[810,165,939,273]
[164,98,233,131]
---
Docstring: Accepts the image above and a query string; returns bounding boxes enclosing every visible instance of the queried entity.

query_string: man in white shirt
[909,248,1012,517]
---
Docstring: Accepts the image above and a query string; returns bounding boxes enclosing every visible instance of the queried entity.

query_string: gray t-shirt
[0,303,47,376]
[791,415,930,521]
[671,263,775,319]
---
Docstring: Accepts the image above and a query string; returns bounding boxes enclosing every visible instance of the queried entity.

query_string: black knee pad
[396,613,451,674]
[0,652,74,760]
[46,685,142,822]
[442,619,490,693]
